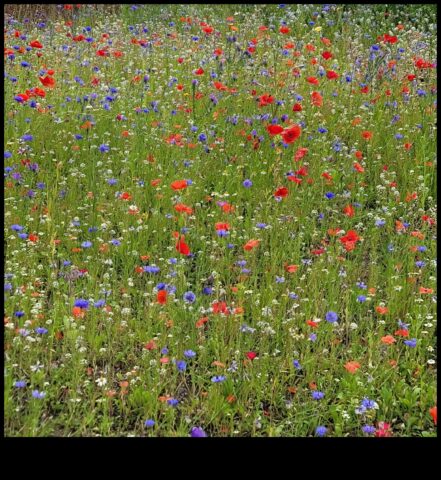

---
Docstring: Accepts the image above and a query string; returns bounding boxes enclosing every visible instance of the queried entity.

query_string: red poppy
[294,147,308,161]
[267,124,284,135]
[353,162,365,173]
[307,76,319,85]
[274,187,289,198]
[29,40,43,48]
[362,131,373,140]
[213,81,228,91]
[174,203,193,214]
[176,236,190,255]
[285,264,298,273]
[243,239,260,251]
[215,222,230,231]
[212,301,228,314]
[39,76,55,88]
[311,91,323,107]
[322,51,333,60]
[281,125,301,144]
[258,94,275,107]
[326,70,339,80]
[171,180,188,190]
[292,103,302,112]
[343,205,355,217]
[246,352,257,360]
[157,290,167,305]
[194,67,204,75]
[203,26,214,34]
[279,26,290,34]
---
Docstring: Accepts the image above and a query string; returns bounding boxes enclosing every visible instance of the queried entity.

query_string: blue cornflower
[32,390,46,399]
[404,339,417,348]
[293,360,302,370]
[357,295,367,303]
[191,426,207,437]
[81,241,92,248]
[35,327,48,335]
[176,360,186,372]
[325,192,335,199]
[415,261,425,268]
[184,350,196,358]
[99,144,110,153]
[183,291,196,303]
[315,426,327,437]
[144,265,160,274]
[167,398,179,407]
[325,311,338,323]
[211,375,226,383]
[362,425,376,435]
[312,391,325,400]
[14,380,26,388]
[74,299,89,309]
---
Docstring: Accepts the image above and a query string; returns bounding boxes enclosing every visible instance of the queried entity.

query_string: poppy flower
[29,40,43,48]
[362,131,373,140]
[243,239,260,251]
[174,203,193,214]
[246,352,257,360]
[279,26,290,34]
[194,67,204,75]
[311,91,323,107]
[294,147,308,162]
[285,264,298,273]
[39,76,55,88]
[381,335,395,345]
[307,76,319,85]
[171,179,188,190]
[267,124,284,135]
[292,103,302,112]
[326,70,339,80]
[322,51,333,60]
[376,306,388,315]
[343,205,355,217]
[176,236,190,255]
[258,94,275,107]
[274,187,289,198]
[281,125,301,144]
[213,81,228,91]
[344,361,361,374]
[157,290,167,305]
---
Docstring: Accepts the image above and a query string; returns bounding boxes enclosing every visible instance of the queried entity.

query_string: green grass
[3,4,437,437]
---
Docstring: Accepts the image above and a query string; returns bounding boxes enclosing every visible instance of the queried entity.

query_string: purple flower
[190,426,207,437]
[176,360,187,372]
[362,425,376,435]
[144,419,155,428]
[184,350,196,358]
[35,327,48,335]
[315,426,327,437]
[14,380,26,388]
[183,291,196,303]
[32,390,46,399]
[312,391,325,400]
[211,375,226,383]
[243,179,253,188]
[81,241,92,248]
[404,339,417,348]
[167,398,179,407]
[325,311,338,323]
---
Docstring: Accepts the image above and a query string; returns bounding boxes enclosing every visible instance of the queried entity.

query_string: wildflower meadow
[3,4,437,437]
